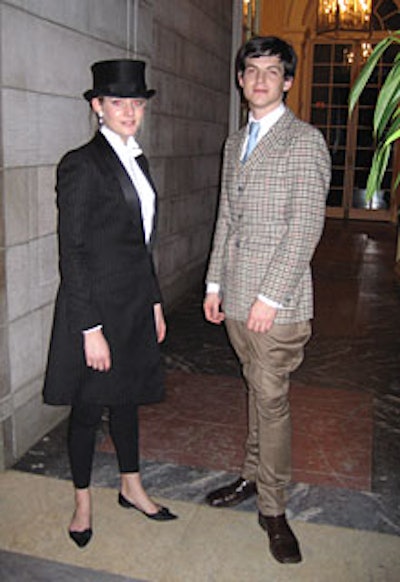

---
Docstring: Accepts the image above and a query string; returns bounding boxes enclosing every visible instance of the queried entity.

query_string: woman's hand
[83,328,111,371]
[154,303,167,343]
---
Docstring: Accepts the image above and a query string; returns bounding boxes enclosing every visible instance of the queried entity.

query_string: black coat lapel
[90,132,159,246]
[91,132,144,233]
[136,153,158,246]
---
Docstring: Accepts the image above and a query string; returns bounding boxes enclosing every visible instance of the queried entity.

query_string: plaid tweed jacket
[206,108,331,324]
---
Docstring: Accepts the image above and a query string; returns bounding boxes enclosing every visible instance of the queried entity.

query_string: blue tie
[243,121,260,162]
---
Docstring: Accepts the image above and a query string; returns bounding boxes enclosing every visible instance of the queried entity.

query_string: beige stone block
[9,310,43,391]
[133,0,154,57]
[152,23,183,76]
[13,391,68,459]
[0,325,11,400]
[6,236,58,322]
[3,3,87,96]
[6,243,31,321]
[0,248,6,325]
[149,113,175,157]
[2,167,55,246]
[4,0,129,52]
[37,166,57,238]
[193,155,221,190]
[147,156,165,197]
[29,235,59,313]
[154,0,230,57]
[13,376,43,410]
[3,168,32,247]
[2,89,92,167]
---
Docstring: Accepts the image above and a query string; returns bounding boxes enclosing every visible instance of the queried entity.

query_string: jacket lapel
[238,109,296,172]
[91,132,147,241]
[136,153,158,246]
[250,109,295,165]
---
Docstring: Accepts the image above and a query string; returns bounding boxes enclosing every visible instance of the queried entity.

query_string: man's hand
[247,299,277,333]
[204,293,225,325]
[83,329,111,371]
[154,303,167,343]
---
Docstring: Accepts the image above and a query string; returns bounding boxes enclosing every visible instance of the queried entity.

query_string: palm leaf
[382,116,400,148]
[365,145,391,200]
[374,60,400,138]
[349,31,400,202]
[348,34,400,116]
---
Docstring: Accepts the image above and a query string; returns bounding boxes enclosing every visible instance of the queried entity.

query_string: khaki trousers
[225,319,311,516]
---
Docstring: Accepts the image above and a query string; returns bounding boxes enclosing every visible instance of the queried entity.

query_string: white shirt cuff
[82,324,103,334]
[206,282,220,295]
[257,294,283,309]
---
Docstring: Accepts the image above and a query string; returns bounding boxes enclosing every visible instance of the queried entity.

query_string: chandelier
[317,1,374,33]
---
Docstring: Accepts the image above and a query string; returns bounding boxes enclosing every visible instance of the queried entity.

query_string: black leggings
[68,402,139,489]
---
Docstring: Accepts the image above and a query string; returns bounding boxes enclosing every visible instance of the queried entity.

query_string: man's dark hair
[236,36,298,80]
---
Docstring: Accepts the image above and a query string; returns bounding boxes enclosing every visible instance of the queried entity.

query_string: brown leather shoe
[258,513,302,564]
[205,477,257,508]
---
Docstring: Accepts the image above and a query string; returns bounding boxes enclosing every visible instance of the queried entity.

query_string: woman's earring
[98,112,104,126]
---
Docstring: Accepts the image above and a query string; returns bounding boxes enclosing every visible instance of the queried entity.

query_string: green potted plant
[349,31,400,272]
[348,31,400,201]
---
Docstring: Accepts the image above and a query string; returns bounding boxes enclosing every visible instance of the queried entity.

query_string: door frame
[306,34,399,223]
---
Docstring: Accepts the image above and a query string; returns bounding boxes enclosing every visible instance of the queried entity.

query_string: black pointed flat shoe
[69,528,93,548]
[118,492,178,521]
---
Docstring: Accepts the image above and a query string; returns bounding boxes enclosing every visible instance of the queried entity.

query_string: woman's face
[91,96,147,142]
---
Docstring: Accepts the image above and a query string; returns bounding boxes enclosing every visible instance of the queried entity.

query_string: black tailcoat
[43,132,164,406]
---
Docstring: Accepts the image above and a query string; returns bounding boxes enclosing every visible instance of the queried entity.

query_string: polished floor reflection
[99,372,373,491]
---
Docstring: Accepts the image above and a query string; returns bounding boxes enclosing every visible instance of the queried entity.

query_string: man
[203,36,331,564]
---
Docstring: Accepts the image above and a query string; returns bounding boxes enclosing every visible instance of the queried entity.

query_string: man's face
[238,55,293,119]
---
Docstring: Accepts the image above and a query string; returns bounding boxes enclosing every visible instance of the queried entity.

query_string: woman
[43,59,177,549]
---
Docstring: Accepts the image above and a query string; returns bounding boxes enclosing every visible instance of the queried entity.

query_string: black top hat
[83,59,155,101]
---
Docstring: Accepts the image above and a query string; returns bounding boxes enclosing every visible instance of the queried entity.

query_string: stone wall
[0,0,232,468]
[150,0,232,303]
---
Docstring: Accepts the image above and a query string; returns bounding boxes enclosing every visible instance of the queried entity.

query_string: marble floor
[3,218,400,580]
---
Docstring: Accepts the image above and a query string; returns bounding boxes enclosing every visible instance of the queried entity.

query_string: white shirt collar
[248,103,286,139]
[100,125,143,158]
